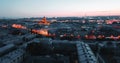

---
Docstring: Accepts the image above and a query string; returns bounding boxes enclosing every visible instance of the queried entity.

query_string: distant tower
[41,16,47,23]
[38,16,50,25]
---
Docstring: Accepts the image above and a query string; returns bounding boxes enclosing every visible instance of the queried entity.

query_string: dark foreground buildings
[1,16,120,63]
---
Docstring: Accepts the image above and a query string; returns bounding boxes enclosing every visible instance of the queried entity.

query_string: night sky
[0,0,120,18]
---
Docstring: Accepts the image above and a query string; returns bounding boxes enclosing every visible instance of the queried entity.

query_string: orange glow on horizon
[37,10,120,17]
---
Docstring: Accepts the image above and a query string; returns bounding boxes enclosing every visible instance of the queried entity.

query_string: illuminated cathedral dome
[38,17,50,25]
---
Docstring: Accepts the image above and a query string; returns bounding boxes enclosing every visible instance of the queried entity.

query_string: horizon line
[1,15,120,19]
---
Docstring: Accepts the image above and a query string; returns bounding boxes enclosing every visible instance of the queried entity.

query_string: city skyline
[0,0,120,18]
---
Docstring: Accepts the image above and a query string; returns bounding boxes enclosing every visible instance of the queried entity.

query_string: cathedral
[38,17,50,25]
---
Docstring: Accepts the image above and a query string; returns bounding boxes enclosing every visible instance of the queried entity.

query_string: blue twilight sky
[0,0,120,18]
